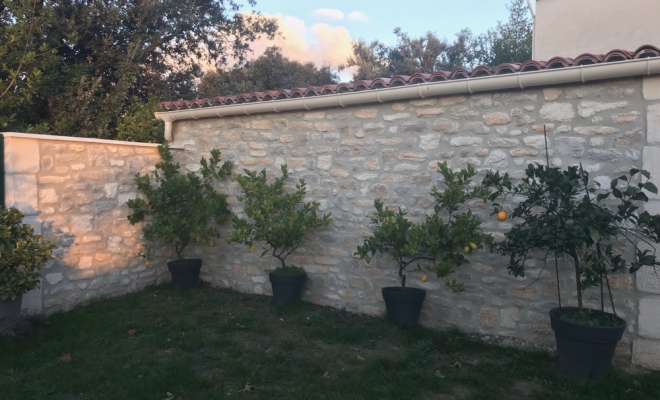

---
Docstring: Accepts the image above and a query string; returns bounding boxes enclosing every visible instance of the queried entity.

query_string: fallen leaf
[238,383,257,393]
[128,329,136,336]
[356,354,365,362]
[279,318,284,322]
[435,370,445,378]
[323,371,331,379]
[60,353,72,362]
[161,392,174,400]
[451,361,462,370]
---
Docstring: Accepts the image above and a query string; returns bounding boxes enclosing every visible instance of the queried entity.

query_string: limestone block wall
[3,133,168,314]
[170,77,660,367]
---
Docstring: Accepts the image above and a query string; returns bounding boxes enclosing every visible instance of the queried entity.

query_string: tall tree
[343,0,533,81]
[474,0,533,66]
[343,39,391,81]
[0,0,59,129]
[1,0,277,138]
[199,46,339,97]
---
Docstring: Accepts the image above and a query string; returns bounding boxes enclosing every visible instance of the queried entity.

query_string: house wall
[3,134,171,314]
[533,0,660,60]
[171,76,660,368]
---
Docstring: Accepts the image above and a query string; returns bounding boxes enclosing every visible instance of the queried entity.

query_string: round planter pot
[167,259,202,287]
[269,273,306,305]
[550,307,626,381]
[0,293,23,331]
[382,287,427,327]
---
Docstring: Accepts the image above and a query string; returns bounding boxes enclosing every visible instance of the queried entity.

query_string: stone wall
[3,133,168,314]
[170,76,660,367]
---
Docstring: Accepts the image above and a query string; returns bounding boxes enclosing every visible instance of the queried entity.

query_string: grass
[1,285,659,400]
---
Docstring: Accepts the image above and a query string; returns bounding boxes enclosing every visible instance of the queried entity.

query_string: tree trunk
[572,253,583,309]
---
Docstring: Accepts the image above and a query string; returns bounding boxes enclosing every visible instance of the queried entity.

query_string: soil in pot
[167,259,202,287]
[550,307,626,381]
[269,266,306,305]
[382,287,426,327]
[0,294,23,331]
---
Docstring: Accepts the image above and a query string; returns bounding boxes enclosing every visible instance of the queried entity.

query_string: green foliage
[1,0,277,138]
[115,97,164,143]
[127,144,233,260]
[229,165,332,272]
[199,46,339,97]
[0,207,55,300]
[483,164,660,314]
[473,0,533,66]
[356,162,493,291]
[343,0,532,80]
[0,0,59,129]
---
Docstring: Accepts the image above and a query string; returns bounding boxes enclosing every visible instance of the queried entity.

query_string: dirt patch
[508,380,543,399]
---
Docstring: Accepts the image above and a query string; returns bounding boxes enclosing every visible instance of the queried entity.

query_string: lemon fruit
[248,244,255,253]
[421,274,428,282]
[470,242,478,250]
[464,246,471,254]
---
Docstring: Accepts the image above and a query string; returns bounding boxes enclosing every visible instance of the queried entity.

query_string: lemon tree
[229,165,332,274]
[127,144,233,261]
[483,164,660,320]
[356,162,493,292]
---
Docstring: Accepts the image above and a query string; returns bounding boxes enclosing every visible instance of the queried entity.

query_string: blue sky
[240,0,535,81]
[252,0,526,46]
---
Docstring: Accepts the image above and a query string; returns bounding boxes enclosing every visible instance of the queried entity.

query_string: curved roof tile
[159,45,660,111]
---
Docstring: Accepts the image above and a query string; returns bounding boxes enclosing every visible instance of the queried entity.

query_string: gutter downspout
[156,57,660,142]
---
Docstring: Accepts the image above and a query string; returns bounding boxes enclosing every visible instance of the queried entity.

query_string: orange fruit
[497,211,507,221]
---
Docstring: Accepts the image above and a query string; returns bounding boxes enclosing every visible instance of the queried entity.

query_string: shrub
[0,207,55,300]
[356,162,493,292]
[127,144,232,260]
[230,165,332,274]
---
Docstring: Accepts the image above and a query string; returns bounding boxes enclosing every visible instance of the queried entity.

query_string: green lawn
[1,285,659,400]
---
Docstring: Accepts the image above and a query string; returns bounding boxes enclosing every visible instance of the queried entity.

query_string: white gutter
[156,57,660,142]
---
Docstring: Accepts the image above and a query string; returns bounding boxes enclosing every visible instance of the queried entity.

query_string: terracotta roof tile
[159,44,660,111]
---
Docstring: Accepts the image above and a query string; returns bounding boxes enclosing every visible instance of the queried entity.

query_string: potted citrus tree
[0,207,55,329]
[483,164,660,380]
[127,144,232,287]
[356,162,493,326]
[230,165,332,304]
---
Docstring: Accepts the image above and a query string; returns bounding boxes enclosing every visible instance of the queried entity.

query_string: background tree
[344,0,532,81]
[1,0,277,138]
[473,0,533,66]
[0,0,59,129]
[199,46,339,97]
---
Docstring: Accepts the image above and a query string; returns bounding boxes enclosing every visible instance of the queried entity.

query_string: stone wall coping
[0,132,183,149]
[155,57,660,141]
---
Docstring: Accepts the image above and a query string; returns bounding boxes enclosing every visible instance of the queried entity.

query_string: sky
[241,0,536,81]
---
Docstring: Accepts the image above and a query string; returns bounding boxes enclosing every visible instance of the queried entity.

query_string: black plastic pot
[382,287,427,326]
[269,273,306,305]
[167,259,202,287]
[550,307,626,380]
[0,294,23,331]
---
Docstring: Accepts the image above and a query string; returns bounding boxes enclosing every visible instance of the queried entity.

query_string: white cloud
[313,8,345,21]
[248,13,354,72]
[347,11,370,22]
